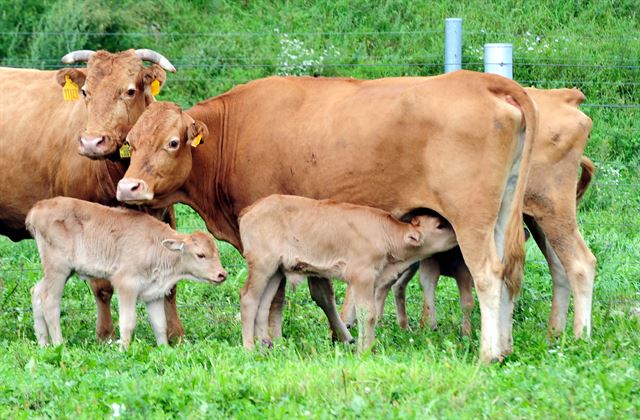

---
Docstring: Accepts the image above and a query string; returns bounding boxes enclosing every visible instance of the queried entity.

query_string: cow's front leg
[89,278,116,341]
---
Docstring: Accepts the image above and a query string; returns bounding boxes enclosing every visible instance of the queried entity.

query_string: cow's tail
[497,85,538,298]
[576,156,595,204]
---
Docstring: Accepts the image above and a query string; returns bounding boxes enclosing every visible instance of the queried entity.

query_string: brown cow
[373,88,596,338]
[27,197,226,349]
[115,70,537,363]
[0,49,185,341]
[238,195,457,352]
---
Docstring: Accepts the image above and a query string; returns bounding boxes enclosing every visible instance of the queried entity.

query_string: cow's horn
[61,50,96,64]
[135,49,176,73]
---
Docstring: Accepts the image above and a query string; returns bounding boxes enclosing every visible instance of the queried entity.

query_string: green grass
[1,0,640,417]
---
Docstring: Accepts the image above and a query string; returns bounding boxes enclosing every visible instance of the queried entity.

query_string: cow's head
[116,102,208,204]
[57,49,176,159]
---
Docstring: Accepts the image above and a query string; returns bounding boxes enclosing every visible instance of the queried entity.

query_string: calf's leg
[453,264,475,336]
[308,276,354,343]
[241,261,277,349]
[341,285,357,329]
[418,258,440,330]
[40,266,70,346]
[146,298,168,346]
[31,281,50,346]
[88,278,116,341]
[348,275,377,353]
[267,277,286,339]
[117,287,138,350]
[391,263,419,329]
[255,272,284,346]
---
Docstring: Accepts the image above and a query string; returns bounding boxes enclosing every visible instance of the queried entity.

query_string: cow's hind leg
[308,277,354,344]
[164,285,184,343]
[530,217,596,338]
[88,278,116,341]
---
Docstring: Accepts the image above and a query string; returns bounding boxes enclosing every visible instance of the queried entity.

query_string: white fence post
[484,43,513,79]
[444,18,462,73]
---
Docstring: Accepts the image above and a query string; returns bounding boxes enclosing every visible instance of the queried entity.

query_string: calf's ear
[56,68,87,88]
[410,217,422,227]
[162,239,185,253]
[404,231,424,247]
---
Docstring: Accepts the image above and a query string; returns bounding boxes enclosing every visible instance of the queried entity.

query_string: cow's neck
[182,98,242,249]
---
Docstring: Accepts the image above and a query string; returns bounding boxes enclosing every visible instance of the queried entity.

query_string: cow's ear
[162,239,185,253]
[404,231,424,247]
[56,68,86,88]
[187,120,209,147]
[139,64,167,95]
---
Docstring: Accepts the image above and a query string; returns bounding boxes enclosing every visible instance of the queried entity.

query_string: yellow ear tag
[119,142,131,159]
[150,79,160,96]
[62,75,79,101]
[190,134,202,148]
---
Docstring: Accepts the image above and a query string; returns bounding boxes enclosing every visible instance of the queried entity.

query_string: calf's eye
[196,253,205,259]
[127,88,136,96]
[168,139,180,149]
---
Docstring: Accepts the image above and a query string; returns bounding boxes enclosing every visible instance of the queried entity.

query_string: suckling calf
[238,194,457,352]
[27,197,227,349]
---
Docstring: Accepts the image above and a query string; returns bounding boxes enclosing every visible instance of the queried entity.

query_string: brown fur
[117,71,537,362]
[0,50,181,341]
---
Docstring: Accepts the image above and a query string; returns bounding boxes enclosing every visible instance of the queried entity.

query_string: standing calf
[238,195,457,352]
[27,197,227,349]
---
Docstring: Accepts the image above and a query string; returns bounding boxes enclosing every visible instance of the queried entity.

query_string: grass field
[1,0,640,417]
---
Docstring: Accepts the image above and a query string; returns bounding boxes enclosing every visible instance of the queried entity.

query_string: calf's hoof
[260,338,274,349]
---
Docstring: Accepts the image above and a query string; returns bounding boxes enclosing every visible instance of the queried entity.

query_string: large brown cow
[373,88,597,339]
[115,70,537,362]
[0,49,185,341]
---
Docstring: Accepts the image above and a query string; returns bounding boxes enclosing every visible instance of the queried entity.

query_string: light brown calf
[27,197,227,349]
[238,195,457,352]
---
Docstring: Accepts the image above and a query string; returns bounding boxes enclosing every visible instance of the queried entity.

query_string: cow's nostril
[130,182,140,192]
[218,272,227,281]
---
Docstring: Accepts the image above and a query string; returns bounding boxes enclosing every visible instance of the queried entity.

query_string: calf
[27,197,227,349]
[238,195,457,352]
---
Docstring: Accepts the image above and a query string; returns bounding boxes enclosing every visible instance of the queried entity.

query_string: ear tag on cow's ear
[62,75,79,101]
[190,134,202,148]
[150,79,160,96]
[119,142,131,159]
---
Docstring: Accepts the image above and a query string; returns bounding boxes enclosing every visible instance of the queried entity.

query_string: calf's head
[57,49,176,159]
[404,215,458,256]
[116,102,207,204]
[162,231,227,283]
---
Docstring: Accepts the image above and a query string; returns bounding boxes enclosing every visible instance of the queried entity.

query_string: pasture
[1,1,639,417]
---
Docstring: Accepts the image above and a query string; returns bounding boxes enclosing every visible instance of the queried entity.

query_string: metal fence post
[444,18,462,73]
[484,43,513,79]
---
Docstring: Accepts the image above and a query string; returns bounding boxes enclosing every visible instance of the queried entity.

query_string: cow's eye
[127,88,136,96]
[168,139,180,149]
[81,88,88,97]
[196,253,205,259]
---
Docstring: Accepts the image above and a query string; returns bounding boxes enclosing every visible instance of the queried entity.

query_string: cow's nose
[217,271,228,282]
[116,178,154,203]
[79,134,110,157]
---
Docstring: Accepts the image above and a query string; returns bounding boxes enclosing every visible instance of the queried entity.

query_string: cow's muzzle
[79,134,115,158]
[116,178,154,203]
